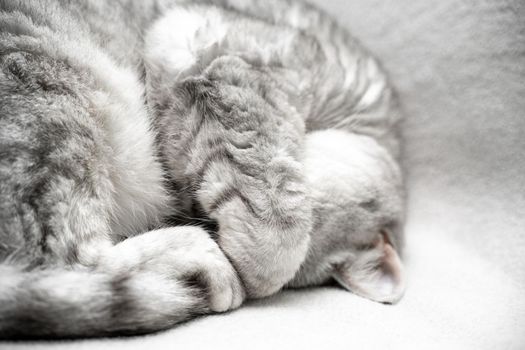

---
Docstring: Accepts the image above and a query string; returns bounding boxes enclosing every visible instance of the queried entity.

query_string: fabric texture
[4,0,524,348]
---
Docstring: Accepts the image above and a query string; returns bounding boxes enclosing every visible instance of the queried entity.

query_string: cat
[0,0,405,338]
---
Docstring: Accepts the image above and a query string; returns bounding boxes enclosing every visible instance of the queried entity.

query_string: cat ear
[333,232,406,304]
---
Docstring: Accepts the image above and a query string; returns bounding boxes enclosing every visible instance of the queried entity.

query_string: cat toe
[208,272,245,312]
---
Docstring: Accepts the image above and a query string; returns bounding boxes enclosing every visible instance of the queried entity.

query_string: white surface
[3,0,524,348]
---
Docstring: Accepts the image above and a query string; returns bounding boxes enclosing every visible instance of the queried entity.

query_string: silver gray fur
[0,0,404,338]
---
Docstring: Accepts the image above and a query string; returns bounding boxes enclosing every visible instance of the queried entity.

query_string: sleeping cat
[0,0,405,338]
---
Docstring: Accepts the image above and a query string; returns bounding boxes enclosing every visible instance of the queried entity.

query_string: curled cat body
[0,0,405,338]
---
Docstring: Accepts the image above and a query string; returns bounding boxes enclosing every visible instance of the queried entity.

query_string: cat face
[287,130,406,304]
[289,226,405,304]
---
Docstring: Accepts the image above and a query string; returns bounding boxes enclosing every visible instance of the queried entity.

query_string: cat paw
[100,226,246,313]
[184,231,246,312]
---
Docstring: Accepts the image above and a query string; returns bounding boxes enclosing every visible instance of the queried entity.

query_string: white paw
[193,232,246,312]
[101,226,246,313]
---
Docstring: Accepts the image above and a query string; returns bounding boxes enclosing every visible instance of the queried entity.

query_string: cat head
[289,226,405,304]
[287,130,406,304]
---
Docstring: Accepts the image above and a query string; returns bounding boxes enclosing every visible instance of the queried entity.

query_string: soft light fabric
[4,0,524,349]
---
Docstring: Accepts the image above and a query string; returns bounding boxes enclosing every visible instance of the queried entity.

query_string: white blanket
[5,0,524,349]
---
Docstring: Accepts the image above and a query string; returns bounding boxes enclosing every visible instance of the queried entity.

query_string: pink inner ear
[380,231,404,284]
[333,232,406,304]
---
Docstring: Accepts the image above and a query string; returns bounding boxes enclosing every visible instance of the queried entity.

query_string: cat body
[0,0,404,338]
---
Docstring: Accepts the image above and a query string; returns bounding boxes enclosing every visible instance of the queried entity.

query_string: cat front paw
[180,231,246,312]
[100,226,246,313]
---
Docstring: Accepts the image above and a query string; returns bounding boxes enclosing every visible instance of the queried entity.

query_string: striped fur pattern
[0,0,404,338]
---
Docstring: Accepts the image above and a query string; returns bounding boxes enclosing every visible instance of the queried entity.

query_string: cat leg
[288,129,406,304]
[150,55,313,298]
[192,112,312,297]
[0,226,244,338]
[144,5,315,296]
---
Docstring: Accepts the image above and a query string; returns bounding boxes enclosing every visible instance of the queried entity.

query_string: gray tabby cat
[0,0,405,338]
